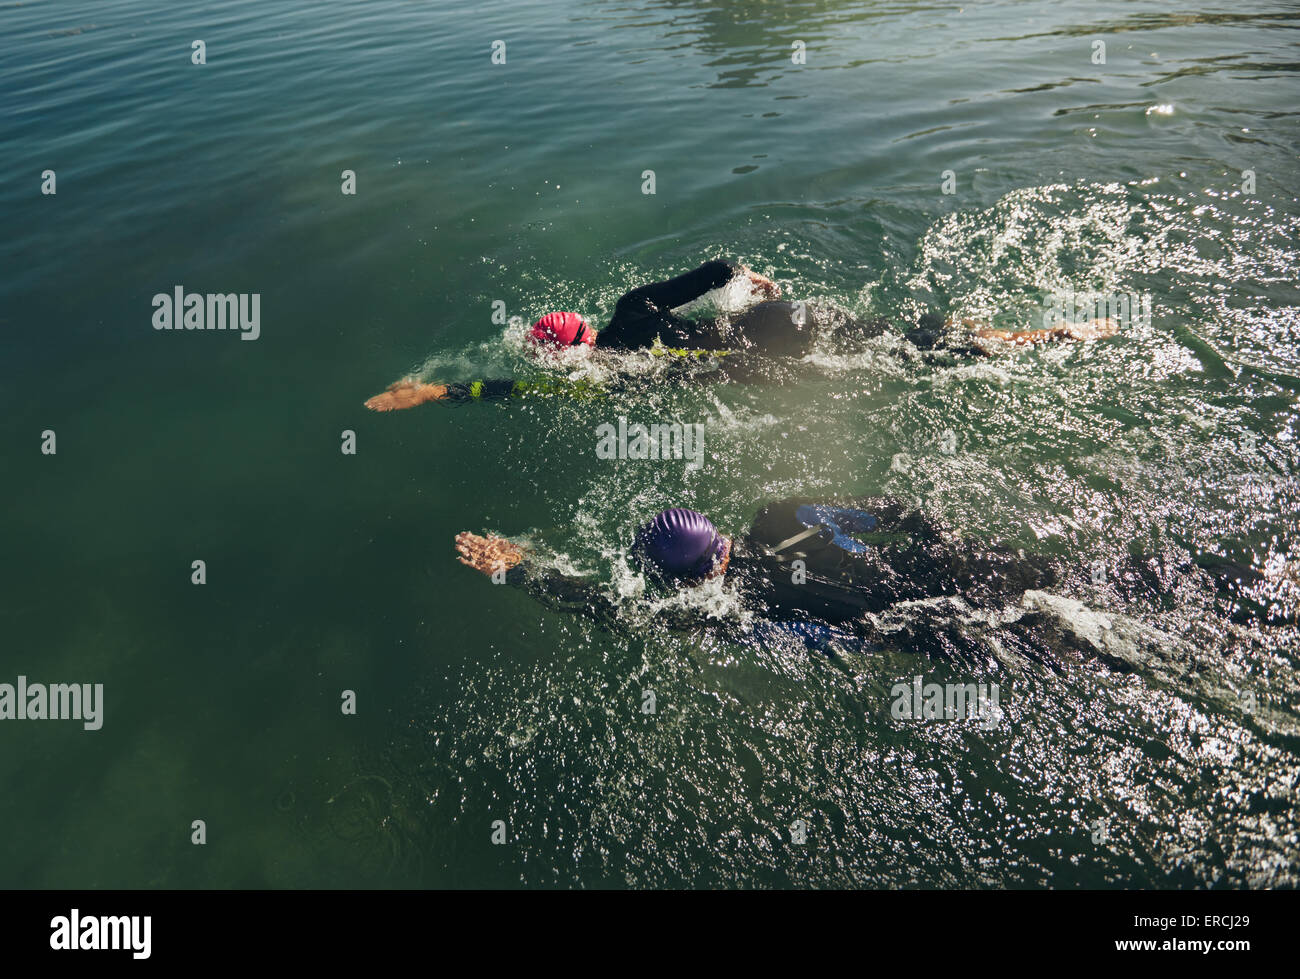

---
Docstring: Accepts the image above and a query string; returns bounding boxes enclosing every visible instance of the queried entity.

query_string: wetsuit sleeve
[441,379,519,402]
[504,562,622,631]
[599,259,741,350]
[442,377,608,402]
[625,259,740,312]
[904,312,988,359]
[504,560,728,636]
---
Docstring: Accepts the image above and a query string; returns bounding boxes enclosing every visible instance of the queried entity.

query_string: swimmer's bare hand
[364,379,450,411]
[455,532,525,576]
[740,267,781,298]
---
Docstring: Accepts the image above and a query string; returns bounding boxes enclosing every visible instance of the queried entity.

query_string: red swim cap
[530,311,594,348]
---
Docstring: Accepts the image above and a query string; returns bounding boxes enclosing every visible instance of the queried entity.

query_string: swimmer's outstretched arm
[364,377,525,411]
[364,378,451,411]
[455,531,623,627]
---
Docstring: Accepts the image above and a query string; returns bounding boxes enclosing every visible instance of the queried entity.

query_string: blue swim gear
[793,504,879,555]
[634,508,728,582]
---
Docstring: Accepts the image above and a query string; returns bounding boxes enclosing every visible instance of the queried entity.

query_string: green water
[2,0,1298,887]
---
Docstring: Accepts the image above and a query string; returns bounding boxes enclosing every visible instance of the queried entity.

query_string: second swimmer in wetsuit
[454,501,1292,655]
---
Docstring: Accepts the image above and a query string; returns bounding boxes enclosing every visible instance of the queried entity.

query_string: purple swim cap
[635,508,728,582]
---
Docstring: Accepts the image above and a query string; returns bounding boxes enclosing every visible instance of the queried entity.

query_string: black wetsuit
[901,313,990,358]
[606,265,987,360]
[438,261,885,402]
[597,259,881,356]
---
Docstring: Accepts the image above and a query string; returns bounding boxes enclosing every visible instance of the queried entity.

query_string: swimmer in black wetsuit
[456,500,1064,622]
[454,500,1293,656]
[364,259,885,410]
[365,260,1121,410]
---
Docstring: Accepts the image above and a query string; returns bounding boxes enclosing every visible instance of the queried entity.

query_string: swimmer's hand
[739,266,781,298]
[364,379,450,411]
[455,532,525,576]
